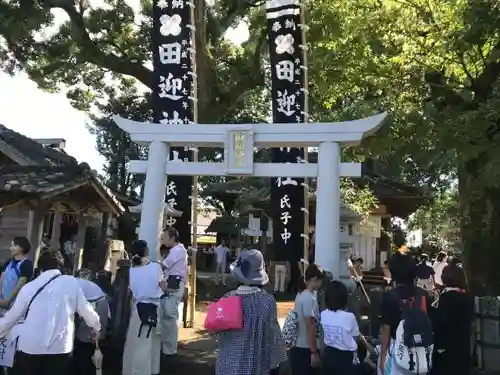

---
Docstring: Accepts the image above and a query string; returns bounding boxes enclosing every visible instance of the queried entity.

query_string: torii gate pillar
[114,113,386,277]
[315,141,341,276]
[140,140,169,259]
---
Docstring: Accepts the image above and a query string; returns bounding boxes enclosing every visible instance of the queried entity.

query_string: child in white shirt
[320,281,374,375]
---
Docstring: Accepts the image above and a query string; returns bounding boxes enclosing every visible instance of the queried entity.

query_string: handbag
[136,302,158,338]
[166,275,181,290]
[204,295,243,333]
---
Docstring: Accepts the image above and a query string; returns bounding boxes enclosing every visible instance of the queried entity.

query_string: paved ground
[164,272,293,374]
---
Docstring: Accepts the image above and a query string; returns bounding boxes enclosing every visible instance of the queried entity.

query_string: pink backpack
[204,295,243,333]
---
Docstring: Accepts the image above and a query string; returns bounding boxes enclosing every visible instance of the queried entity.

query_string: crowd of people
[0,236,103,375]
[208,247,472,375]
[0,227,473,375]
[0,226,188,375]
[123,227,187,375]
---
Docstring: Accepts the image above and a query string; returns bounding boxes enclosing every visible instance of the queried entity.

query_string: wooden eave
[0,166,124,215]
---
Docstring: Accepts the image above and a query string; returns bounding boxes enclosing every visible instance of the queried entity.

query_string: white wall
[195,211,217,235]
[339,215,381,271]
[407,229,423,247]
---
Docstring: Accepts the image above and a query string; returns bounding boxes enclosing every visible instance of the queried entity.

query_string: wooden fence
[474,296,500,371]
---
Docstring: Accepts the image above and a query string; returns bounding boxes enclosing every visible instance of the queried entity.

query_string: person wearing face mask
[160,227,187,356]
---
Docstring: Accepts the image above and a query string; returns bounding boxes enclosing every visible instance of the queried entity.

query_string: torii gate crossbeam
[114,113,386,278]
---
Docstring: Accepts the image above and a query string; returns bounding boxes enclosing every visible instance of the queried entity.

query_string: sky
[0,72,105,169]
[0,20,249,172]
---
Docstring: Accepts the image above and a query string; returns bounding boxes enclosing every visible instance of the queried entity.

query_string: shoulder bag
[24,274,62,320]
[11,274,62,353]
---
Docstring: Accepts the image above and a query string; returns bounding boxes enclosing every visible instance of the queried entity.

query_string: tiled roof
[0,165,88,194]
[204,175,425,203]
[203,162,428,218]
[204,214,249,235]
[363,172,425,199]
[0,125,124,214]
[0,124,77,166]
[0,164,124,214]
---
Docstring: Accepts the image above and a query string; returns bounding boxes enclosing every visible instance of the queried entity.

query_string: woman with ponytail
[122,240,163,375]
[289,264,324,375]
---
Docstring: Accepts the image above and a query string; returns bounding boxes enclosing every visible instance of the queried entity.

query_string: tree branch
[219,2,242,34]
[214,28,267,118]
[195,0,217,122]
[46,0,153,88]
[424,70,465,109]
[458,52,475,86]
[473,40,500,99]
[477,44,488,67]
[209,0,264,41]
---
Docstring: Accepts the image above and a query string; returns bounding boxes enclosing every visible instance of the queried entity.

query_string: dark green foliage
[5,0,500,291]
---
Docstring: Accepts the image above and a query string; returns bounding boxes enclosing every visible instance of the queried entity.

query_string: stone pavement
[168,300,292,374]
[162,275,487,375]
[164,273,293,374]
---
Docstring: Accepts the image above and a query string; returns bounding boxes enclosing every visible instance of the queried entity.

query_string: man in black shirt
[415,254,435,292]
[378,252,432,374]
[0,237,34,308]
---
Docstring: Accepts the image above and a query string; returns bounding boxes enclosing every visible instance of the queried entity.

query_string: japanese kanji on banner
[152,0,197,244]
[266,0,308,263]
[0,337,16,368]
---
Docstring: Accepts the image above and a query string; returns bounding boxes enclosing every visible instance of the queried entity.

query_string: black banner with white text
[266,0,307,263]
[152,0,195,245]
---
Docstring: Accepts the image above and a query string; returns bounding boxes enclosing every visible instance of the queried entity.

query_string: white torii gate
[129,202,182,235]
[113,113,386,278]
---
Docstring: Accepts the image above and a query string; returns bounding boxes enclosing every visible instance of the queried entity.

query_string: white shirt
[433,261,448,285]
[214,245,228,264]
[129,262,163,303]
[64,241,76,255]
[162,243,188,279]
[77,278,110,318]
[0,269,101,355]
[320,309,360,351]
[77,278,106,301]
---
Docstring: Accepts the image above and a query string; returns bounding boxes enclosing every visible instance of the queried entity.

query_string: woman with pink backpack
[206,249,286,375]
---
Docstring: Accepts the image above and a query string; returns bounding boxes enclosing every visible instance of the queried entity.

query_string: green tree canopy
[4,0,500,290]
[307,0,500,292]
[0,0,273,202]
[407,188,460,252]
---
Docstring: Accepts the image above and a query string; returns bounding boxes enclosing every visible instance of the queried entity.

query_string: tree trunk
[459,158,500,295]
[194,0,213,124]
